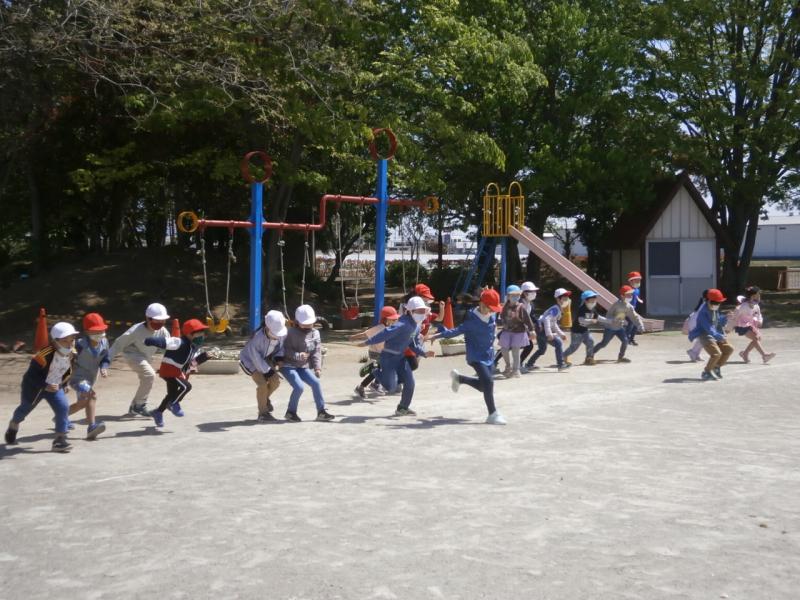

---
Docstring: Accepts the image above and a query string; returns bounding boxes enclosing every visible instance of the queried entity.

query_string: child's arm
[194,351,210,365]
[310,331,323,372]
[626,304,645,332]
[143,336,182,350]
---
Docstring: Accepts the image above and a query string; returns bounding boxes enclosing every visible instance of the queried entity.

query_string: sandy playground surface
[0,327,798,599]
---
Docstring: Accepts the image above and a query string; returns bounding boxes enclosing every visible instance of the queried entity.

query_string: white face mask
[89,333,105,342]
[56,344,72,355]
[526,292,537,301]
[624,295,633,303]
[411,312,426,323]
[631,282,641,289]
[585,301,596,310]
[559,298,570,308]
[508,295,520,304]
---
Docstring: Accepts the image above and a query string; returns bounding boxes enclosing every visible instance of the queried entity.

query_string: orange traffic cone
[171,318,181,337]
[34,308,49,351]
[443,297,455,329]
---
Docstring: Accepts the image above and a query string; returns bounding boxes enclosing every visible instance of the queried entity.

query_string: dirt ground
[0,328,798,599]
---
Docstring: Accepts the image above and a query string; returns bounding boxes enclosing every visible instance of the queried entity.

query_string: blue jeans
[563,331,595,359]
[527,331,564,366]
[625,317,638,342]
[457,362,496,415]
[593,328,628,359]
[13,387,70,433]
[377,352,415,409]
[281,367,325,413]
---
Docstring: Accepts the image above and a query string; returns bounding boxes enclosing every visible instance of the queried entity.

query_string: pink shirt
[734,302,763,329]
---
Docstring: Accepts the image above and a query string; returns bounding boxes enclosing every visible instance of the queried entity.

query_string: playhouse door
[680,239,716,313]
[646,241,681,315]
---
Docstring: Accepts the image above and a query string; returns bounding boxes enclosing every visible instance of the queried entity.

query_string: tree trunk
[26,156,44,272]
[720,204,760,296]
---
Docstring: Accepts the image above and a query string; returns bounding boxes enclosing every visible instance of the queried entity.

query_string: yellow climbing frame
[482,181,525,237]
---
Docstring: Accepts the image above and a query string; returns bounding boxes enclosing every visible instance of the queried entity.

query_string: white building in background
[752,216,800,259]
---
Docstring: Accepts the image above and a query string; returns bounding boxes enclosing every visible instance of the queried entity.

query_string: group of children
[3,273,777,451]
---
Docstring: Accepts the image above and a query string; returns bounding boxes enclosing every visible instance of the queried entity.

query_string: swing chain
[198,234,214,321]
[300,234,310,306]
[277,232,289,317]
[221,231,235,322]
[353,203,364,306]
[331,212,348,309]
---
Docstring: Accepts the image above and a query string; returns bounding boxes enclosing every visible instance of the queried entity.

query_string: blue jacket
[689,303,727,342]
[22,345,73,398]
[630,287,642,309]
[435,308,496,366]
[366,314,426,357]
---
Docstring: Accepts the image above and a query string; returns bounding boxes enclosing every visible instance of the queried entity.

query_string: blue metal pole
[249,182,264,333]
[500,237,507,301]
[373,159,389,325]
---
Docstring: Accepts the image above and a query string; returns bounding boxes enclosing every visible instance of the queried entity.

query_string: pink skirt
[499,330,530,349]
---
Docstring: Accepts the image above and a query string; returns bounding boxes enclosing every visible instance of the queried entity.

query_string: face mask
[624,295,633,303]
[191,336,205,347]
[708,303,719,311]
[411,312,426,323]
[508,296,519,304]
[585,301,596,310]
[89,333,105,342]
[559,299,570,308]
[631,282,640,289]
[56,344,72,355]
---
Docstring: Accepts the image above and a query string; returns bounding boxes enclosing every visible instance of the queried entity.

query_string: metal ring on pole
[421,196,440,214]
[368,128,398,161]
[240,151,273,184]
[177,211,200,234]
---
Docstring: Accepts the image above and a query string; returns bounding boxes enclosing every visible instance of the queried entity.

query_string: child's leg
[526,332,547,366]
[281,368,305,413]
[251,372,279,415]
[298,368,325,411]
[717,340,734,367]
[405,355,419,372]
[592,329,615,355]
[744,330,765,357]
[550,337,565,365]
[397,359,415,410]
[520,340,534,363]
[691,338,704,356]
[563,333,582,358]
[359,369,377,389]
[626,317,637,343]
[583,332,595,358]
[376,354,400,393]
[157,378,191,413]
[9,389,39,431]
[702,340,722,372]
[43,389,70,437]
[126,357,156,409]
[493,349,503,366]
[471,362,496,415]
[615,329,629,359]
[500,348,511,372]
[511,346,521,373]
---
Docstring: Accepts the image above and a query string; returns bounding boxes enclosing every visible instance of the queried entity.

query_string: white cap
[295,304,316,326]
[264,310,288,337]
[736,295,746,304]
[405,296,427,311]
[554,288,571,299]
[145,303,170,320]
[521,281,539,292]
[50,322,78,339]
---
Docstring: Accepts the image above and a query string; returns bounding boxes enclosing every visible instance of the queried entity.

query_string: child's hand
[547,335,554,342]
[46,384,58,392]
[349,332,365,341]
[425,350,436,358]
[296,352,309,362]
[314,369,321,378]
[561,334,567,341]
[100,368,109,378]
[529,333,536,341]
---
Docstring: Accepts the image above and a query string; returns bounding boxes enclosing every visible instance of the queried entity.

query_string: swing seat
[205,317,231,334]
[341,305,360,320]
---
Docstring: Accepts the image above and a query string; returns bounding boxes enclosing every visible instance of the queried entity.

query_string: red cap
[706,289,726,303]
[414,283,434,300]
[182,318,209,336]
[380,306,400,320]
[82,313,108,332]
[627,271,642,281]
[620,285,634,295]
[479,289,503,312]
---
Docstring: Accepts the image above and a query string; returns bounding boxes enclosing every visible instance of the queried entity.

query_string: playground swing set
[177,128,439,333]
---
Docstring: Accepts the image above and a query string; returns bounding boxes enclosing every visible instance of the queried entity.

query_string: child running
[434,289,507,425]
[593,285,643,363]
[688,288,734,380]
[563,290,602,366]
[144,319,209,427]
[360,296,435,417]
[525,288,572,371]
[685,290,709,362]
[281,305,334,422]
[626,272,645,345]
[498,285,535,378]
[733,286,776,364]
[239,310,288,422]
[350,305,400,399]
[108,302,173,417]
[67,313,111,440]
[5,322,79,452]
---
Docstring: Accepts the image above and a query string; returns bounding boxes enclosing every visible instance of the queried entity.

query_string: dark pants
[457,362,496,415]
[526,331,564,366]
[625,317,638,343]
[157,378,192,412]
[378,352,415,409]
[593,328,628,359]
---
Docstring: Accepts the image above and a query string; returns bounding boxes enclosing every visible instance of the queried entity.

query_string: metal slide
[509,226,664,331]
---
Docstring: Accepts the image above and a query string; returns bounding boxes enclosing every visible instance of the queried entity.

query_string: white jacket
[108,322,171,363]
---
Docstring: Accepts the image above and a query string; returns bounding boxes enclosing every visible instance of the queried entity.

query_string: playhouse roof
[609,172,729,249]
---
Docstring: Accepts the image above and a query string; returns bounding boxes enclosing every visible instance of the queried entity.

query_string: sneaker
[687,349,700,362]
[557,363,571,371]
[368,380,386,395]
[520,365,530,374]
[713,367,723,379]
[284,411,302,422]
[152,410,165,427]
[316,409,335,422]
[169,402,185,417]
[617,357,631,363]
[393,407,417,417]
[86,421,106,440]
[257,412,277,423]
[739,351,750,364]
[583,357,596,366]
[450,369,461,393]
[511,370,521,378]
[52,438,72,453]
[763,352,776,364]
[354,386,366,399]
[502,369,512,378]
[5,427,18,445]
[630,340,639,346]
[129,404,151,417]
[486,411,507,425]
[523,362,540,371]
[266,399,274,413]
[563,357,572,366]
[701,370,718,381]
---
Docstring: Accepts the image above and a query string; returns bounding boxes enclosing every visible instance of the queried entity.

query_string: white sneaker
[763,352,776,364]
[486,411,507,425]
[450,369,461,393]
[686,349,699,362]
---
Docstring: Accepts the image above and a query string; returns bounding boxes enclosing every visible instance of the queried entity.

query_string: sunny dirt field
[0,328,798,599]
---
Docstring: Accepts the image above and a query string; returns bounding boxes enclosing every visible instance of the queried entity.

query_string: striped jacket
[145,335,209,379]
[22,345,74,398]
